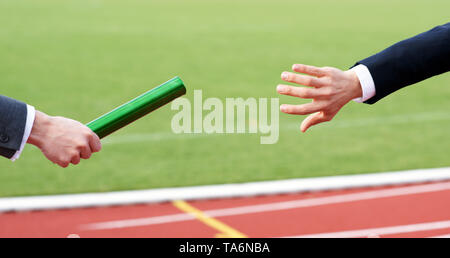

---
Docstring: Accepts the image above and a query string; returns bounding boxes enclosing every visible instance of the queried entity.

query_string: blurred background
[0,0,449,197]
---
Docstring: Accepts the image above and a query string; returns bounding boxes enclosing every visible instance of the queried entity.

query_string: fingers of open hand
[300,112,334,132]
[276,64,343,133]
[292,64,327,77]
[280,101,327,115]
[281,72,325,88]
[277,85,331,99]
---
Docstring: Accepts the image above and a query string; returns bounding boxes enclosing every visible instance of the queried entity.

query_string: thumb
[300,112,332,132]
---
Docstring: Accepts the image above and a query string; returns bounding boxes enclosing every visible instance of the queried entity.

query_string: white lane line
[103,111,450,145]
[83,213,195,231]
[205,182,450,217]
[284,220,450,238]
[83,181,450,231]
[430,233,450,238]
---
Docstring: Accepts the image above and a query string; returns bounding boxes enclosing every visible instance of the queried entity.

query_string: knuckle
[322,66,334,72]
[322,106,332,113]
[307,90,316,99]
[59,154,72,163]
[63,157,71,164]
[324,88,334,96]
[320,77,332,86]
[75,140,88,149]
[299,88,309,97]
[284,86,292,94]
[59,161,69,168]
[84,131,93,138]
[312,78,323,87]
[82,151,92,159]
[288,74,295,82]
[287,106,298,114]
[57,155,65,163]
[76,144,86,151]
[295,107,306,114]
[70,152,79,159]
[326,77,334,85]
[94,143,102,152]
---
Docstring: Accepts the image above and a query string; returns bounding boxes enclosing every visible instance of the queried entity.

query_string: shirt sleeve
[10,104,36,162]
[351,64,376,103]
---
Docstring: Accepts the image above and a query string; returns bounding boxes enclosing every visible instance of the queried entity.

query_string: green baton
[86,76,186,139]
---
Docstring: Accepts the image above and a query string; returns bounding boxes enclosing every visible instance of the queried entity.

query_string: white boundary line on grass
[0,167,449,212]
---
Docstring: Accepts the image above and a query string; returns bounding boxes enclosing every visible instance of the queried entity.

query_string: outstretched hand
[277,64,362,132]
[27,111,102,168]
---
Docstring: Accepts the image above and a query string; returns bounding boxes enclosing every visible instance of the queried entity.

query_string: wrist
[27,111,52,148]
[345,70,362,100]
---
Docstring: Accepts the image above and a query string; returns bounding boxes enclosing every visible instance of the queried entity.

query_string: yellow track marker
[172,200,247,238]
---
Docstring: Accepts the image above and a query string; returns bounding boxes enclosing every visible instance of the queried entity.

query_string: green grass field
[0,0,449,197]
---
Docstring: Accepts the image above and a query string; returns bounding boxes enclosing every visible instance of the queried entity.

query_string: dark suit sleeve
[0,95,28,159]
[353,22,450,104]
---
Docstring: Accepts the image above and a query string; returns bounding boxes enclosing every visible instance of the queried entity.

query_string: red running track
[1,181,450,238]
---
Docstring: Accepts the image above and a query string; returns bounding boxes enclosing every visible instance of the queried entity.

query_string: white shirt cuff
[351,64,376,103]
[10,105,36,162]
